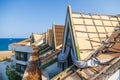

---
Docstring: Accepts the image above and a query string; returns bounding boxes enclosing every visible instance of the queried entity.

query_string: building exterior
[8,23,64,80]
[52,24,64,50]
[39,24,64,67]
[54,6,120,80]
[47,29,53,46]
[22,24,64,80]
[9,5,120,80]
[9,33,46,76]
[39,24,64,57]
[22,47,42,80]
[58,5,120,68]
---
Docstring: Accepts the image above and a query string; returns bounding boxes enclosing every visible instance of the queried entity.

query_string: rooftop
[53,25,64,49]
[54,6,120,80]
[71,10,120,60]
[11,33,46,47]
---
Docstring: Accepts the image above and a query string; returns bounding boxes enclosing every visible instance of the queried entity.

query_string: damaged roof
[47,29,52,46]
[53,6,120,79]
[53,25,64,49]
[69,6,120,60]
[11,33,46,47]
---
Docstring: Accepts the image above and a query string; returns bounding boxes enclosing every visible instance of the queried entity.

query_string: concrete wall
[9,44,33,53]
[15,52,31,65]
[15,60,28,65]
[108,69,120,80]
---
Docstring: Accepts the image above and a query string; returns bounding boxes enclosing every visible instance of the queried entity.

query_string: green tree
[6,66,22,80]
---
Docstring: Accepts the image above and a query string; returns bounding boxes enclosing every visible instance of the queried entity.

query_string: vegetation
[6,66,22,80]
[40,58,57,69]
[76,46,80,60]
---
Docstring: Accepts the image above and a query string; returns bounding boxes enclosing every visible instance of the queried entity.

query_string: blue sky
[0,0,120,38]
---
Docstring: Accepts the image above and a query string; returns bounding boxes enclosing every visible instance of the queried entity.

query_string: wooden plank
[81,14,93,49]
[90,57,120,80]
[75,30,107,34]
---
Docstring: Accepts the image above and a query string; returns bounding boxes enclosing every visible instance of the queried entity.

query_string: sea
[0,38,26,51]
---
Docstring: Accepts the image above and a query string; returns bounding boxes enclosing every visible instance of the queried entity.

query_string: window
[15,51,27,61]
[16,63,27,73]
[16,63,21,72]
[21,65,27,73]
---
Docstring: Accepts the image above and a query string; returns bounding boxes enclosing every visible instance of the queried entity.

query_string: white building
[9,33,46,76]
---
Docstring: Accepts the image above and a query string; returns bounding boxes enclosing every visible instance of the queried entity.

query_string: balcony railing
[16,56,27,61]
[16,68,25,74]
[16,66,27,74]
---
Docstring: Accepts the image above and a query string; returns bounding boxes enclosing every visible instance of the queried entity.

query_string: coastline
[0,51,12,53]
[0,51,13,80]
[0,51,13,61]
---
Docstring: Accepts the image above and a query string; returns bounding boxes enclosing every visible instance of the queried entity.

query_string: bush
[6,66,22,80]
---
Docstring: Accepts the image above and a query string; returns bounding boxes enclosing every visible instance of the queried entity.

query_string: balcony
[9,44,33,53]
[16,56,27,61]
[16,64,27,74]
[16,69,25,74]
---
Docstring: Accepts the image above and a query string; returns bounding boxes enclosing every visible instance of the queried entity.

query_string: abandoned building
[9,5,120,80]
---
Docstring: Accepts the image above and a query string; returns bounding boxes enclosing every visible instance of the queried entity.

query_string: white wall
[15,60,28,65]
[9,45,32,66]
[108,69,120,80]
[37,40,44,46]
[9,44,33,53]
[11,55,16,66]
[14,52,31,65]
